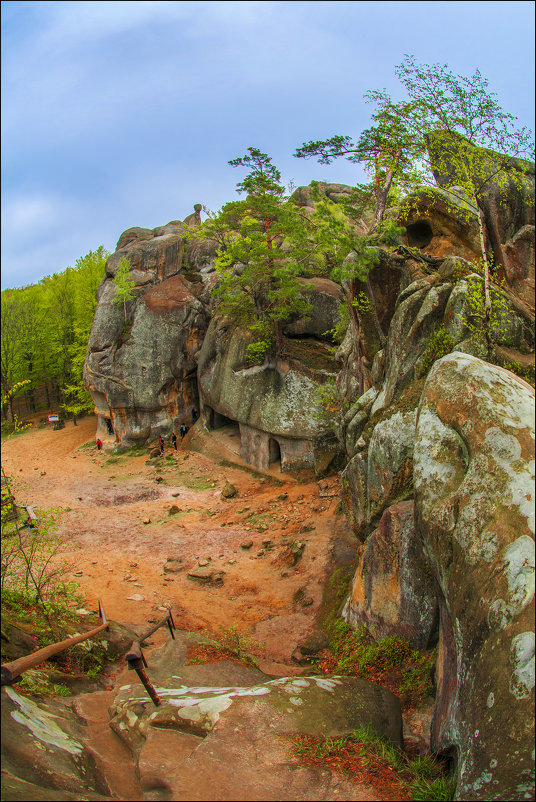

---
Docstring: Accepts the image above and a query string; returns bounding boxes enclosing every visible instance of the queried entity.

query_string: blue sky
[1,0,534,289]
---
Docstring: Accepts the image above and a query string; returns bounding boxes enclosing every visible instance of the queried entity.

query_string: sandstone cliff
[82,152,535,799]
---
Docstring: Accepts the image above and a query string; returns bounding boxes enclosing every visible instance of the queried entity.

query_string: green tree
[1,246,108,420]
[394,55,534,321]
[64,247,109,417]
[112,255,135,322]
[295,92,425,233]
[197,147,320,360]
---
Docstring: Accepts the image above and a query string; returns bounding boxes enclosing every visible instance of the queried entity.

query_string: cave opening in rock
[406,219,434,249]
[269,438,281,466]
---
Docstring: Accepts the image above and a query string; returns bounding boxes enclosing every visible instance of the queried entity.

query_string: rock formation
[1,634,403,801]
[81,143,535,799]
[415,352,535,800]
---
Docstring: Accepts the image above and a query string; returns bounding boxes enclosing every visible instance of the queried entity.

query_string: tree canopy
[1,247,108,421]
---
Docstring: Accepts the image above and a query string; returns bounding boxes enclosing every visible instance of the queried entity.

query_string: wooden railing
[1,601,109,686]
[124,611,176,706]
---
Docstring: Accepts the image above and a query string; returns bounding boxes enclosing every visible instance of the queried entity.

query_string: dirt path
[2,416,355,662]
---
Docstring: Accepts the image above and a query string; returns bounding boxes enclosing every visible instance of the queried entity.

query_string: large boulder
[414,351,535,801]
[284,277,344,340]
[84,273,208,446]
[196,314,343,474]
[108,638,403,800]
[343,501,438,649]
[84,207,219,446]
[341,406,417,540]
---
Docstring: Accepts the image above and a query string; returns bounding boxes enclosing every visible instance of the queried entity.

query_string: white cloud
[1,193,76,236]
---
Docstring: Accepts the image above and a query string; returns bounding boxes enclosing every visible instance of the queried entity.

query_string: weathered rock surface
[196,315,343,474]
[108,638,403,800]
[425,131,535,286]
[343,501,437,649]
[414,351,535,801]
[84,207,218,447]
[399,184,482,262]
[1,635,404,802]
[341,407,417,540]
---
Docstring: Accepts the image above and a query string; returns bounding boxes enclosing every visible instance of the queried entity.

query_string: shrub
[416,328,454,378]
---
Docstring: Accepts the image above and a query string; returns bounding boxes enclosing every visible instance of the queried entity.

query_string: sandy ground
[2,416,356,663]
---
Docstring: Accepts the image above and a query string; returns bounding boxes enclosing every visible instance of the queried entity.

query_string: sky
[1,0,534,290]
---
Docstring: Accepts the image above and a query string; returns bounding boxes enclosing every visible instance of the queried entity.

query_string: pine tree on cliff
[196,147,323,362]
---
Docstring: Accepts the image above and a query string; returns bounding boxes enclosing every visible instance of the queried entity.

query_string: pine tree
[198,148,323,361]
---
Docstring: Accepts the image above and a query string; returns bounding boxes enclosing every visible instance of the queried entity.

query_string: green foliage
[326,619,435,706]
[502,361,535,387]
[214,624,266,665]
[463,270,512,356]
[292,734,349,759]
[409,773,456,801]
[395,55,534,281]
[196,148,331,358]
[17,669,71,699]
[313,378,349,423]
[1,246,108,422]
[416,327,455,378]
[1,499,81,636]
[322,301,350,345]
[112,255,136,321]
[352,292,373,313]
[71,636,109,677]
[291,724,454,801]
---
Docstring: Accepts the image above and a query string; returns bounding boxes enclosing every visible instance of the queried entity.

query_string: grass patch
[77,440,97,452]
[317,619,435,709]
[290,725,455,801]
[169,471,219,491]
[246,511,276,530]
[18,669,71,698]
[186,625,265,668]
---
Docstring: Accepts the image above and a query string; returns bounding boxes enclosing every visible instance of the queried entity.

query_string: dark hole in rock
[406,220,434,249]
[269,438,281,466]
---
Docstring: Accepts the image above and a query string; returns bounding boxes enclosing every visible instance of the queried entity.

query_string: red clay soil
[2,415,353,662]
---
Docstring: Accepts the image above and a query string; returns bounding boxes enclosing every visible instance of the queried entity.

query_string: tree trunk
[368,149,401,235]
[476,204,493,357]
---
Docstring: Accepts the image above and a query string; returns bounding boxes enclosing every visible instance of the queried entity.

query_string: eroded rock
[414,351,535,801]
[343,501,437,649]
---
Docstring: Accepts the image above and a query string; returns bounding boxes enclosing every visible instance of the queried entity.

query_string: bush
[416,328,454,378]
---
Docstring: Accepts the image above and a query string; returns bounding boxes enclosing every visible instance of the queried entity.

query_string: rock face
[108,638,403,801]
[343,501,437,649]
[425,131,535,290]
[414,352,535,801]
[196,309,344,474]
[398,185,482,262]
[84,208,217,446]
[1,635,404,802]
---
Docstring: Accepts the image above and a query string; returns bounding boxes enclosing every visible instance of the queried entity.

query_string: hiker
[192,407,198,424]
[159,434,165,455]
[96,437,102,451]
[171,432,177,450]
